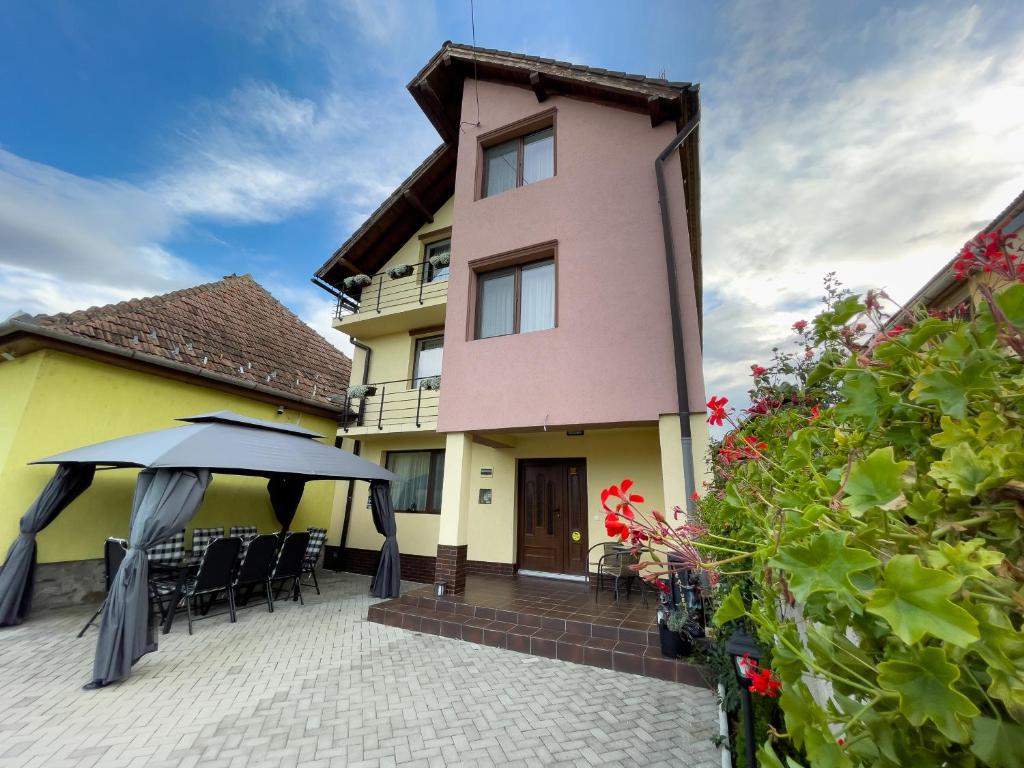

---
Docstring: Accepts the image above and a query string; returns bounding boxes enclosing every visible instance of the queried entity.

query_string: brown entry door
[517,459,588,575]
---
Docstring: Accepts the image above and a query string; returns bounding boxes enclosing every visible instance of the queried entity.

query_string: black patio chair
[77,538,127,638]
[270,531,310,609]
[588,542,646,606]
[232,534,278,613]
[181,536,242,634]
[302,527,328,595]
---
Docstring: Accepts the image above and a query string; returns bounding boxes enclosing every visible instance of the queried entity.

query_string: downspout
[655,105,701,515]
[338,339,372,560]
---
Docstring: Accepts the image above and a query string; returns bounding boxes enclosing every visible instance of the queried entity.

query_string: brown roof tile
[32,274,351,408]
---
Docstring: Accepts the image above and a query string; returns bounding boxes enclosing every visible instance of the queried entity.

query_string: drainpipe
[655,102,701,515]
[338,339,372,560]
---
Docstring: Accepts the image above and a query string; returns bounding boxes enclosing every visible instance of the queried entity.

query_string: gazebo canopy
[32,410,395,482]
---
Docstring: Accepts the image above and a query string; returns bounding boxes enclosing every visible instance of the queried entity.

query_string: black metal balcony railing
[334,259,448,320]
[340,377,440,431]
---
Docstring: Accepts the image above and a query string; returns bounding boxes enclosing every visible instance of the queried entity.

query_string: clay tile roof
[32,275,351,408]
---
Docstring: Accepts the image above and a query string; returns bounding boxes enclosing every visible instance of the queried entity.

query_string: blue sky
[2,1,1022,414]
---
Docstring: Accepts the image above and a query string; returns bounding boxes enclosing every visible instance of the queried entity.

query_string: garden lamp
[725,628,761,768]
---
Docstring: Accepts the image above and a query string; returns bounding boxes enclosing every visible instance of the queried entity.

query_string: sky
[1,0,1022,414]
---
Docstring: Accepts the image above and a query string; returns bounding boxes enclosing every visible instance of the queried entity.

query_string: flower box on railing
[387,264,414,279]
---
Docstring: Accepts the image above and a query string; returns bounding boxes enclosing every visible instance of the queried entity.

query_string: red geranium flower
[706,396,729,427]
[748,667,782,697]
[792,319,808,332]
[601,479,644,515]
[689,491,700,501]
[605,512,630,541]
[751,365,767,377]
[809,403,821,421]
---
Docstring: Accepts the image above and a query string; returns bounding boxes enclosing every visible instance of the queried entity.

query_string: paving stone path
[0,573,720,767]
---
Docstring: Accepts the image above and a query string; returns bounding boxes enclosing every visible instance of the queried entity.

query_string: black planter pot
[659,623,691,658]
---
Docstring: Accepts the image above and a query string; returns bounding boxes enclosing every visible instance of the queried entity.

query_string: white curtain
[427,240,450,282]
[520,260,555,333]
[414,337,444,380]
[485,140,517,197]
[388,453,430,511]
[478,271,515,338]
[523,128,554,185]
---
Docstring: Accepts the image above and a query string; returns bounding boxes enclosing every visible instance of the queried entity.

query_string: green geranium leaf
[877,647,979,743]
[770,532,878,612]
[713,585,746,625]
[844,447,909,516]
[995,283,1024,327]
[912,369,970,418]
[866,555,979,647]
[835,371,895,430]
[971,717,1024,768]
[930,443,998,496]
[925,539,1003,581]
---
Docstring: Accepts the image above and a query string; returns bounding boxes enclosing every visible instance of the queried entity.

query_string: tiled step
[367,599,711,688]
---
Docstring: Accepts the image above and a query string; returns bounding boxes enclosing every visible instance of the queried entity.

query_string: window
[385,450,445,513]
[483,127,554,198]
[476,259,555,339]
[413,335,443,383]
[425,238,450,283]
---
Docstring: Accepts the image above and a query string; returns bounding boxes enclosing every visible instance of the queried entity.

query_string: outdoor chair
[147,529,185,566]
[231,533,278,613]
[190,527,224,563]
[180,536,242,634]
[589,542,645,605]
[77,538,127,638]
[229,525,257,537]
[269,531,310,608]
[302,527,328,595]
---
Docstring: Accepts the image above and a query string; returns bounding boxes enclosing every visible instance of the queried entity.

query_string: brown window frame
[478,109,557,200]
[383,449,445,515]
[473,257,557,340]
[412,334,444,383]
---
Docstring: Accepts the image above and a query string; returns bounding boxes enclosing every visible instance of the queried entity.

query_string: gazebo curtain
[267,475,306,532]
[369,480,400,598]
[0,463,95,627]
[90,468,211,687]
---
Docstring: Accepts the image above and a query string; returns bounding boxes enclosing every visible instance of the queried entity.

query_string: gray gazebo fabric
[268,475,306,532]
[0,464,95,627]
[369,481,400,599]
[91,468,211,687]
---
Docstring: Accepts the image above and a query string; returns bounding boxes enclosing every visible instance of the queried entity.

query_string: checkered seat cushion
[305,528,328,566]
[190,527,224,560]
[229,525,258,537]
[147,530,185,565]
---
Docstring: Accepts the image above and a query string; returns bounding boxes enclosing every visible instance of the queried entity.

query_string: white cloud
[0,150,207,319]
[700,1,1024,408]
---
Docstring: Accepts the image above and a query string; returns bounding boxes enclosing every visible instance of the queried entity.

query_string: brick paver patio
[0,573,720,768]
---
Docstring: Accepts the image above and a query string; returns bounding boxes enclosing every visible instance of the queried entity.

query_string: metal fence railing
[340,377,441,431]
[334,260,448,320]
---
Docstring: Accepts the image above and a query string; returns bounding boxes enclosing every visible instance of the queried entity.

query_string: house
[0,274,351,608]
[897,188,1024,318]
[314,43,708,593]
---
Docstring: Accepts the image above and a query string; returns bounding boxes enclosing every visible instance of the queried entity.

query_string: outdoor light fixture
[725,628,762,768]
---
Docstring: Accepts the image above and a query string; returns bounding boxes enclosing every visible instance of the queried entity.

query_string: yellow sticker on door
[571,530,582,542]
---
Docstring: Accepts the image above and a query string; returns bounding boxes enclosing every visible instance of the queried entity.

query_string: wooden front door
[517,459,588,575]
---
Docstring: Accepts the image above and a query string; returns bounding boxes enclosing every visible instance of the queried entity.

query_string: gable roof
[315,42,702,316]
[1,275,352,413]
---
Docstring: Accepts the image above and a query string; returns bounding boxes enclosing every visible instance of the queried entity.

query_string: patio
[0,572,721,768]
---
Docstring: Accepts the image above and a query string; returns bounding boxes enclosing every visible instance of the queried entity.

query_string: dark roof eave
[0,320,344,416]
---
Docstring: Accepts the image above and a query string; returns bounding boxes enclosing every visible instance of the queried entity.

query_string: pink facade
[437,79,705,433]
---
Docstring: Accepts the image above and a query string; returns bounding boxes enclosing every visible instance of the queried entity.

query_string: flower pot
[659,622,691,659]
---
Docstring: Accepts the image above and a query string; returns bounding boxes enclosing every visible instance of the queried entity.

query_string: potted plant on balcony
[427,251,450,270]
[387,264,414,279]
[347,383,377,399]
[418,376,441,391]
[343,274,372,292]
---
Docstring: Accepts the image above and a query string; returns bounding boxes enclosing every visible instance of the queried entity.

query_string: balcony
[339,377,440,436]
[333,260,447,338]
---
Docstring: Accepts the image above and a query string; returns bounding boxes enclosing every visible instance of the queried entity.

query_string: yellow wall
[0,349,341,563]
[464,427,666,565]
[336,433,445,557]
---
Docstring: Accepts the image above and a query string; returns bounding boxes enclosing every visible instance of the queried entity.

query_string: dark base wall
[331,547,514,584]
[32,559,105,611]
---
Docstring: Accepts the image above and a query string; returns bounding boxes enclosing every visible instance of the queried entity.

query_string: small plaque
[478,488,492,504]
[571,530,582,542]
[567,430,584,436]
[480,467,493,477]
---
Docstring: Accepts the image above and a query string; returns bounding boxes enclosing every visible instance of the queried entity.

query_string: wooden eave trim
[418,226,452,243]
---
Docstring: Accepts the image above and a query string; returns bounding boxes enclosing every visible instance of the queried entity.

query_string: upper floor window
[413,335,443,383]
[476,259,556,339]
[483,127,554,198]
[425,238,450,283]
